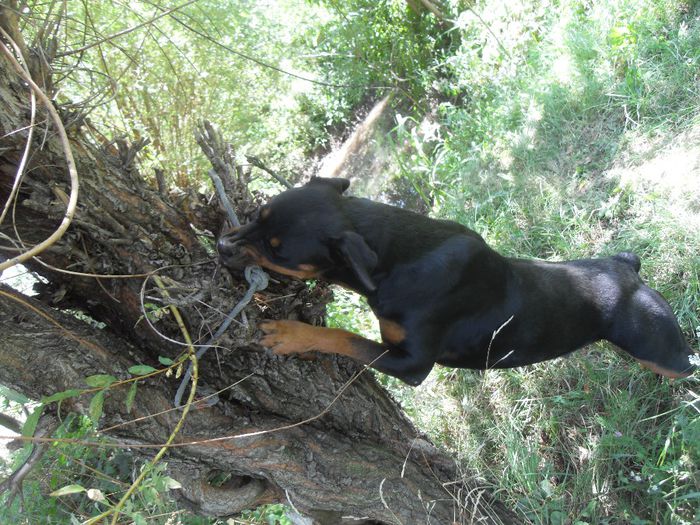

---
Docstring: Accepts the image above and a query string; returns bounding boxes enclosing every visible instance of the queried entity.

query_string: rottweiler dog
[217,177,697,385]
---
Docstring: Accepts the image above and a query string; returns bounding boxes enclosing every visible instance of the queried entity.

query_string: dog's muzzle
[217,231,254,270]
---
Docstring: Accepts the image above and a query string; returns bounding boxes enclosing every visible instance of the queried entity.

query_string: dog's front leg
[260,320,432,385]
[260,320,366,358]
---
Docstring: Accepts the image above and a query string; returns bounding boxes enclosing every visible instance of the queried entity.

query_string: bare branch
[54,0,201,58]
[0,27,79,273]
[0,414,59,507]
[246,155,294,189]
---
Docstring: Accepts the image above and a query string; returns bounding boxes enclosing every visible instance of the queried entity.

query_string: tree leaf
[89,390,105,425]
[0,385,30,404]
[125,381,138,413]
[158,356,174,366]
[85,374,117,388]
[41,389,82,404]
[50,484,86,497]
[128,364,157,376]
[131,512,147,525]
[22,405,43,437]
[163,476,182,490]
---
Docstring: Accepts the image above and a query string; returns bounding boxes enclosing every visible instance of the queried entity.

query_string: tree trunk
[0,17,517,525]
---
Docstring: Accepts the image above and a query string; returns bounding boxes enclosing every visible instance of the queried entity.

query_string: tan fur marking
[635,357,692,378]
[243,247,320,279]
[259,260,319,279]
[260,320,361,358]
[379,318,406,345]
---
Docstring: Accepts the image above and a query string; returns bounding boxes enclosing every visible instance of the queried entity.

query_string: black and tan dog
[217,177,697,385]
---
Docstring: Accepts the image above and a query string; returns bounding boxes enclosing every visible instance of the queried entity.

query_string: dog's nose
[217,235,239,256]
[217,233,252,270]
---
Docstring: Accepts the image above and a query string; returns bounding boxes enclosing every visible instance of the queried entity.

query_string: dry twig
[0,27,80,273]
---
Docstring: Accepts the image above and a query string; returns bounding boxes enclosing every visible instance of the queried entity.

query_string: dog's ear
[307,177,350,194]
[333,231,377,292]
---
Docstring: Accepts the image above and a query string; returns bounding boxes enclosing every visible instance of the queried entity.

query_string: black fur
[218,177,697,385]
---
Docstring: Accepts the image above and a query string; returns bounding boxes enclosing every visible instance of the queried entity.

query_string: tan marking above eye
[269,237,281,248]
[260,207,271,220]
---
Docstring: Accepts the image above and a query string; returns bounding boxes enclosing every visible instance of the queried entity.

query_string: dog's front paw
[259,320,316,356]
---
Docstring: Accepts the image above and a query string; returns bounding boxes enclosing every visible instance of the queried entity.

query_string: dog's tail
[613,251,641,273]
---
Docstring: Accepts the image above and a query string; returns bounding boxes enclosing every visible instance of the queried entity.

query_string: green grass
[329,0,699,522]
[419,355,699,524]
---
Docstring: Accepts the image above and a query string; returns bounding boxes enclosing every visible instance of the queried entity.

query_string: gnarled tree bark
[0,13,518,525]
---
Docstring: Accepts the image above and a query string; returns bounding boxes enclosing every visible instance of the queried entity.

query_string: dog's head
[217,177,378,291]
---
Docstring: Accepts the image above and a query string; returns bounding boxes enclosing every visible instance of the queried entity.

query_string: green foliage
[421,356,699,524]
[0,408,216,524]
[84,374,117,388]
[327,0,700,522]
[22,0,327,186]
[128,365,158,375]
[0,364,230,523]
[241,503,293,524]
[302,0,446,130]
[18,0,447,187]
[325,286,379,337]
[125,381,139,413]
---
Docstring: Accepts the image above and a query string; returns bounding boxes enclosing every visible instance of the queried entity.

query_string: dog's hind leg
[607,285,696,378]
